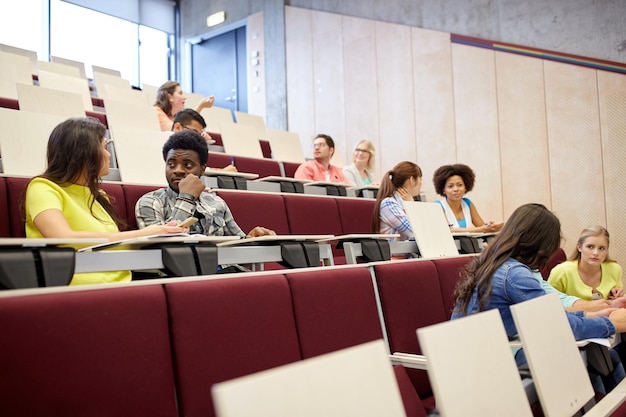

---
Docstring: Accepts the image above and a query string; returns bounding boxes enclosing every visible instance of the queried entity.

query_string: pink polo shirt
[294,160,349,183]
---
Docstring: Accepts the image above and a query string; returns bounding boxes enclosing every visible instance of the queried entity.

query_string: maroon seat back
[259,139,272,158]
[100,182,126,229]
[0,286,178,417]
[282,161,301,178]
[231,155,281,178]
[431,255,474,318]
[286,267,383,358]
[373,259,448,402]
[122,183,163,230]
[335,197,376,234]
[208,151,232,169]
[0,177,10,237]
[285,266,428,417]
[216,189,290,235]
[164,274,302,417]
[6,176,30,237]
[540,247,567,280]
[282,194,343,236]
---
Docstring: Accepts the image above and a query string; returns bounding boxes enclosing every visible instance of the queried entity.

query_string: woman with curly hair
[432,163,503,233]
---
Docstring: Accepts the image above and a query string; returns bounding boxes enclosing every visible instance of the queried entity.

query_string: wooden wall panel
[342,16,380,179]
[375,21,416,177]
[451,44,503,222]
[544,61,603,255]
[311,10,346,166]
[598,70,626,266]
[285,6,316,158]
[495,51,551,216]
[411,27,455,202]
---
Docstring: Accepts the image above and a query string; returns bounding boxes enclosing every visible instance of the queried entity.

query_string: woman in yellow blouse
[548,226,623,300]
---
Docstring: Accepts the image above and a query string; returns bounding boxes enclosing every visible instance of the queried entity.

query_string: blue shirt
[451,258,615,340]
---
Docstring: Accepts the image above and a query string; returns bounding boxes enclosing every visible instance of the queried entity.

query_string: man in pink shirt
[294,134,348,183]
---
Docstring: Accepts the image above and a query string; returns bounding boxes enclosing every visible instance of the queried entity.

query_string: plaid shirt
[379,192,414,241]
[135,187,245,238]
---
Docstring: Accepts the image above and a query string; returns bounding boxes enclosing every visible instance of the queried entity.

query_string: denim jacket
[451,258,615,340]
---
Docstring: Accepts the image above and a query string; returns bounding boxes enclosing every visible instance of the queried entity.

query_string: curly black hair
[432,163,476,196]
[162,130,208,165]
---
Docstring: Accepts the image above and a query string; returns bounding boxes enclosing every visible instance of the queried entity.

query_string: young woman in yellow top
[25,117,187,285]
[548,226,623,300]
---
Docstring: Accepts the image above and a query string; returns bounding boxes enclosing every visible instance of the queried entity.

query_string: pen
[230,156,235,165]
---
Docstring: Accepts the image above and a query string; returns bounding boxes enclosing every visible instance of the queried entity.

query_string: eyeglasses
[354,148,370,154]
[312,142,328,149]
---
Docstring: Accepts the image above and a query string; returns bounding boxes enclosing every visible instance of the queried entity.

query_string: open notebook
[402,201,459,258]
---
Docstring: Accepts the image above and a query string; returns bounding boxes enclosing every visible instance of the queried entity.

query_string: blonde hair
[569,225,615,262]
[353,140,375,171]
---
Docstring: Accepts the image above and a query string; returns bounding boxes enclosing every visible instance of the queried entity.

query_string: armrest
[388,352,428,370]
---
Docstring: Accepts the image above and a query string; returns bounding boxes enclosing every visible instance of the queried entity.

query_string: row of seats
[0,254,477,417]
[0,175,374,240]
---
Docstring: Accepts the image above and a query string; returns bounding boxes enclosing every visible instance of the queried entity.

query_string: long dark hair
[23,117,124,228]
[453,203,561,315]
[371,161,422,233]
[154,81,179,117]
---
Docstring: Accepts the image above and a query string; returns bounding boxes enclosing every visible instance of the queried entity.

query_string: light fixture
[207,11,225,27]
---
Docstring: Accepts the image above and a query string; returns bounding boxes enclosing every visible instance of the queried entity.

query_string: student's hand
[200,131,214,143]
[482,221,504,233]
[397,187,414,202]
[196,95,215,111]
[608,309,626,333]
[586,307,618,318]
[221,164,238,172]
[246,226,276,238]
[143,221,188,236]
[610,297,626,309]
[178,174,206,198]
[610,288,624,299]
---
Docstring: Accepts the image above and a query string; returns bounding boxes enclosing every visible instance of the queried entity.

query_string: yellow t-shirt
[25,178,132,285]
[548,259,623,300]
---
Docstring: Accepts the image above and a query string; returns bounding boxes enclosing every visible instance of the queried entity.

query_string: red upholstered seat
[540,247,567,280]
[285,267,383,358]
[216,189,290,235]
[208,151,233,169]
[121,183,163,230]
[0,97,19,110]
[0,177,10,237]
[259,139,272,158]
[431,255,474,319]
[282,161,301,178]
[285,266,428,417]
[231,154,281,178]
[282,194,343,236]
[164,274,301,417]
[335,197,376,234]
[373,259,449,410]
[0,285,179,417]
[100,182,126,228]
[6,176,30,238]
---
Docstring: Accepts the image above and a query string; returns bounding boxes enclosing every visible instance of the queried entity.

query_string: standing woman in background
[24,117,187,285]
[549,226,624,301]
[371,161,422,241]
[154,81,215,135]
[432,163,503,233]
[342,140,377,187]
